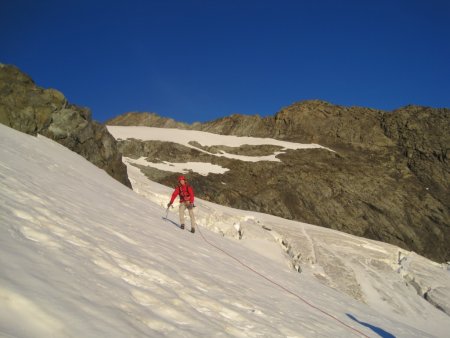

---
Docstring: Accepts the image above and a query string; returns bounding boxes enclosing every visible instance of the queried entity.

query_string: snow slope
[108,125,450,328]
[126,160,450,337]
[1,123,449,337]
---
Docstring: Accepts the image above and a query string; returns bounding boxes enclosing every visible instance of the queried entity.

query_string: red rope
[197,226,371,338]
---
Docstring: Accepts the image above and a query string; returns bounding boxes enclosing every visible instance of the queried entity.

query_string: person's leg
[179,203,186,229]
[188,207,196,232]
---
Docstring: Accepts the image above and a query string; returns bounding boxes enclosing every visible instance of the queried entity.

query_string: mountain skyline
[2,1,450,124]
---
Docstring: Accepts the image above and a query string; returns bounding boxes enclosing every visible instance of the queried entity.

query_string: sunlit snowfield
[1,124,449,337]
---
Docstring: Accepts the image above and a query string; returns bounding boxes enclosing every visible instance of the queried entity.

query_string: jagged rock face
[0,64,131,188]
[111,101,450,263]
[199,101,392,148]
[200,114,274,138]
[106,111,200,129]
[272,101,392,146]
[382,106,450,207]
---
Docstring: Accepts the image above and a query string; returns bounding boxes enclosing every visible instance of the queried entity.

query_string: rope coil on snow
[196,225,370,338]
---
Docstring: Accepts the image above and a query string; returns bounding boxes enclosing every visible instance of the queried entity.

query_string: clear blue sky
[2,0,450,123]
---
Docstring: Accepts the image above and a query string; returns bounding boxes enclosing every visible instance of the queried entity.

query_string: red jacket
[170,184,194,204]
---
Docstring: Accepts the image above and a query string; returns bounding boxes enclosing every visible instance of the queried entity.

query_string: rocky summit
[0,65,131,188]
[108,101,450,263]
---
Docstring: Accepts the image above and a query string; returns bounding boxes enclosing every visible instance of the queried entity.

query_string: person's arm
[168,187,179,206]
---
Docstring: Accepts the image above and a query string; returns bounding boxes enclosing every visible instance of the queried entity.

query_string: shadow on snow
[162,217,182,229]
[346,313,396,338]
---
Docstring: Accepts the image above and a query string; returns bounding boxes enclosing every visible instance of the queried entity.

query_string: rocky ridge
[0,64,131,188]
[106,111,198,130]
[108,101,449,262]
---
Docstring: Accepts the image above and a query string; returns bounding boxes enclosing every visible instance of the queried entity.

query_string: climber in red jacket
[167,175,196,233]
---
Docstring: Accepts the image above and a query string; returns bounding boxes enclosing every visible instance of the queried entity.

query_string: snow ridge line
[196,225,370,338]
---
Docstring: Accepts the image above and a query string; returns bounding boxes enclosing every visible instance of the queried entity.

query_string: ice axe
[164,203,173,219]
[165,206,170,219]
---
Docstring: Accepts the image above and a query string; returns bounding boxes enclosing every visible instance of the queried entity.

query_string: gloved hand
[186,202,194,210]
[167,202,172,208]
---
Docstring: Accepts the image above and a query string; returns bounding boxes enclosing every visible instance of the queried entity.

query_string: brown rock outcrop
[0,64,131,188]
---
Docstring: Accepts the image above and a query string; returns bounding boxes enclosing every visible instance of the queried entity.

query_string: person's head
[178,175,186,185]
